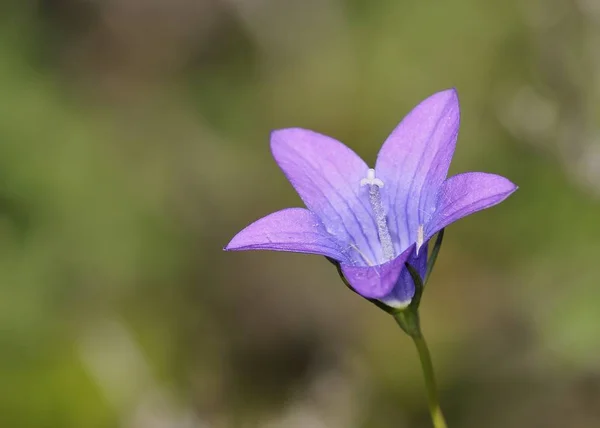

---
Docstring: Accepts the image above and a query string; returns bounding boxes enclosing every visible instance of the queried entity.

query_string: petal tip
[223,235,242,252]
[442,86,458,96]
[443,87,460,109]
[270,127,317,162]
[269,128,290,151]
[431,87,459,103]
[270,127,306,148]
[500,178,519,197]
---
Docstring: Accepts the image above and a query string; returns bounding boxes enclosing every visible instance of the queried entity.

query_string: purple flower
[225,89,517,308]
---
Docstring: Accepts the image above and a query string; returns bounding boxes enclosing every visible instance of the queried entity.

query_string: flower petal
[225,208,350,262]
[271,128,380,265]
[425,172,517,239]
[340,244,415,299]
[379,242,428,308]
[375,89,460,252]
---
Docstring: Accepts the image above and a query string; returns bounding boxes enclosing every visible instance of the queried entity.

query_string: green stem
[394,312,447,428]
[411,333,447,428]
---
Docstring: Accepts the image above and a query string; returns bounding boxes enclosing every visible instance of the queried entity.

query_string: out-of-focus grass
[1,1,600,427]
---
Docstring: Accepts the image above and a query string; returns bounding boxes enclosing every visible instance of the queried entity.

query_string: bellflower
[225,89,517,308]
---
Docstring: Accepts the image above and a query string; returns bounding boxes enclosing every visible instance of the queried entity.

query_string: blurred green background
[1,1,600,427]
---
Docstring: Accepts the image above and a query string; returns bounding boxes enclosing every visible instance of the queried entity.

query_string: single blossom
[225,89,517,307]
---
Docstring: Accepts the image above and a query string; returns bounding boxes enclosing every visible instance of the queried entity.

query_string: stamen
[349,243,376,267]
[416,224,424,255]
[361,169,394,262]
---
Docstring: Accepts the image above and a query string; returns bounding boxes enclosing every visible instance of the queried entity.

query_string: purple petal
[271,128,380,265]
[425,172,517,239]
[379,243,428,308]
[375,89,460,252]
[225,208,350,262]
[340,245,415,299]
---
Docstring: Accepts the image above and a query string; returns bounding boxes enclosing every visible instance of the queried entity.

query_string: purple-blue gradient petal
[379,243,428,307]
[271,128,380,265]
[375,89,460,252]
[225,208,350,262]
[425,172,518,240]
[340,245,415,299]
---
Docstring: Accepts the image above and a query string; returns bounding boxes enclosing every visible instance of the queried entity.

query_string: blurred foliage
[1,0,600,427]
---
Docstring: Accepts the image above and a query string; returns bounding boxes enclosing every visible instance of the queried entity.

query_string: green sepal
[405,262,425,310]
[425,228,445,285]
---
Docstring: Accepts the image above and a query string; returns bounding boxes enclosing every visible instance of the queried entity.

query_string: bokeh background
[1,0,600,427]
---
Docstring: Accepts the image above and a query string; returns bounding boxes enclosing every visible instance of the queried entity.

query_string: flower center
[360,168,395,263]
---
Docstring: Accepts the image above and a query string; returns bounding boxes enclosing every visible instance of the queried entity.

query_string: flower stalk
[391,232,448,428]
[393,305,447,428]
[410,332,447,428]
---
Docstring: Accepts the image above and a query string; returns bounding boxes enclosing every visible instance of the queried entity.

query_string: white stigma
[360,168,384,188]
[361,168,394,262]
[416,224,424,255]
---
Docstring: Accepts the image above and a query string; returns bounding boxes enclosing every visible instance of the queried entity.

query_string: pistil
[361,169,395,262]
